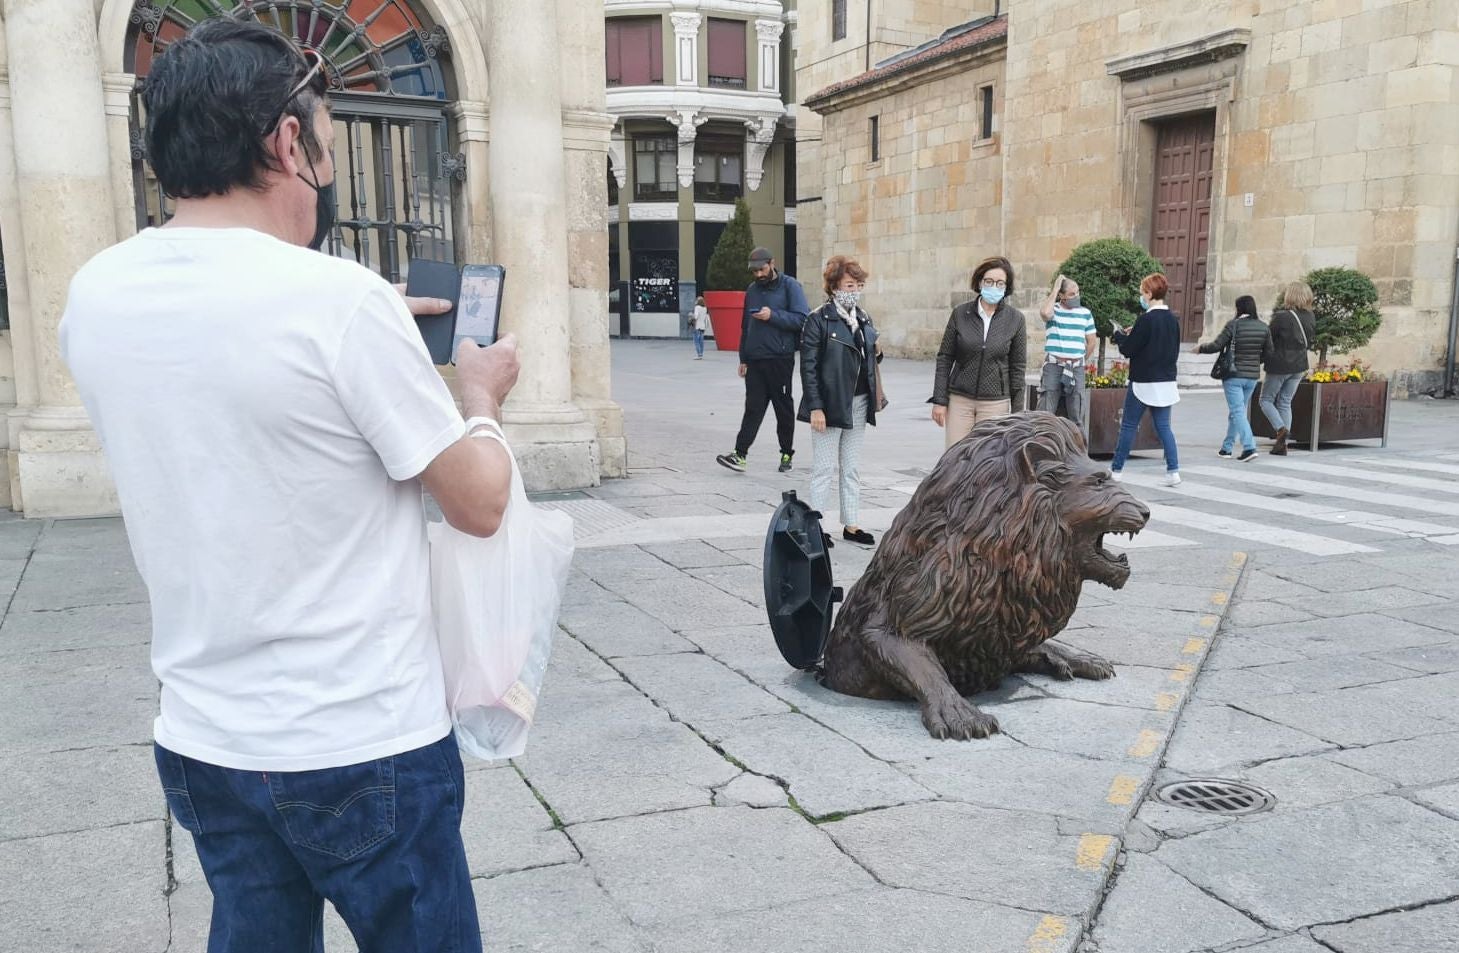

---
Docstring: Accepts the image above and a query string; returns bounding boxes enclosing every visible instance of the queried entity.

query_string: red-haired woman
[929,256,1027,449]
[799,255,883,546]
[1109,273,1182,485]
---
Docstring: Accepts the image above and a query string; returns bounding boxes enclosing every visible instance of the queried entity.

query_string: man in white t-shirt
[1037,273,1098,423]
[59,20,514,953]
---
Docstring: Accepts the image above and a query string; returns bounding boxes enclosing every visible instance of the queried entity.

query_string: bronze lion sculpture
[821,412,1150,739]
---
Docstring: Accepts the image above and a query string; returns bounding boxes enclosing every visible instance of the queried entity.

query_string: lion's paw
[922,696,1000,740]
[1067,653,1116,681]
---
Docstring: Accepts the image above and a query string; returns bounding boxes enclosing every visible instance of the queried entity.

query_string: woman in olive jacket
[799,256,883,547]
[1198,295,1272,462]
[1258,281,1318,455]
[928,256,1027,449]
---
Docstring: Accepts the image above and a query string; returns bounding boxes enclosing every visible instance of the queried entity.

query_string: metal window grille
[125,1,459,281]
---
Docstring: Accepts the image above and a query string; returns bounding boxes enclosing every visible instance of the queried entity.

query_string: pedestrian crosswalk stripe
[1351,457,1459,478]
[1182,465,1459,519]
[1119,472,1459,540]
[1144,503,1379,555]
[1260,458,1459,496]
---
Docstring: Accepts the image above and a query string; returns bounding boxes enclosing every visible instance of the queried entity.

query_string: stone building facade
[799,0,1459,394]
[0,0,621,518]
[604,0,798,339]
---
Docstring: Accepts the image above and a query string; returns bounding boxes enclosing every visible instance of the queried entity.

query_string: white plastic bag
[429,420,575,760]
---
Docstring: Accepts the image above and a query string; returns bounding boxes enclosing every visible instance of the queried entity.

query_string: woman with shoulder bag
[928,256,1028,449]
[1198,295,1272,462]
[799,256,885,547]
[1259,282,1318,455]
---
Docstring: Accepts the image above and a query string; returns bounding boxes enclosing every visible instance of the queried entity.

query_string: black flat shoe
[843,527,875,546]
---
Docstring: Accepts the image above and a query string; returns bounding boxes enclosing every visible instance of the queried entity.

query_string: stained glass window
[127,1,450,99]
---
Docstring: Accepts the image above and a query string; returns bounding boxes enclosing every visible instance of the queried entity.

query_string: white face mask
[833,290,862,310]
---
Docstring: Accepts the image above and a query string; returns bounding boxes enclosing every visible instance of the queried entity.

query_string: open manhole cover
[1154,779,1275,815]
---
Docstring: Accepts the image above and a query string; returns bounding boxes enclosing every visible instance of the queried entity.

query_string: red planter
[703,290,746,353]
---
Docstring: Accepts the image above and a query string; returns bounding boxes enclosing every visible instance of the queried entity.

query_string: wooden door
[1151,113,1216,342]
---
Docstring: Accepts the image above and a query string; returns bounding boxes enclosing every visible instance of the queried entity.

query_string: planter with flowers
[1083,362,1162,457]
[1249,358,1389,450]
[1028,361,1160,457]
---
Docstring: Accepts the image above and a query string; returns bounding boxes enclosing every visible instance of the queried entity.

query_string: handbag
[429,419,576,760]
[1209,320,1240,381]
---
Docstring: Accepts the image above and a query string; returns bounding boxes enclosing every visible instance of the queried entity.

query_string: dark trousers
[735,357,796,457]
[155,734,481,953]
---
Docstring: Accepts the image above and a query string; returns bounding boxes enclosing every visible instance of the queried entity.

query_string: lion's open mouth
[1086,507,1148,589]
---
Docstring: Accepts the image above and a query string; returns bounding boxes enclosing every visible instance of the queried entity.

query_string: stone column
[483,0,599,489]
[5,0,120,516]
[557,0,626,477]
[101,72,138,245]
[447,99,492,262]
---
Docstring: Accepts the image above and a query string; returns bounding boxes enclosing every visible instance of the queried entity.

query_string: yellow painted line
[1076,833,1115,871]
[1183,638,1207,655]
[1230,551,1248,568]
[1169,663,1196,683]
[1210,591,1229,606]
[1107,774,1140,805]
[1128,729,1162,758]
[1155,691,1180,711]
[1199,614,1220,628]
[1027,915,1070,953]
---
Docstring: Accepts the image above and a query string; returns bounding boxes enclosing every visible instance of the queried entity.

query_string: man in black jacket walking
[716,248,810,473]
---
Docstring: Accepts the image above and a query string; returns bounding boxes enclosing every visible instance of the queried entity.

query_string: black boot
[1271,427,1289,455]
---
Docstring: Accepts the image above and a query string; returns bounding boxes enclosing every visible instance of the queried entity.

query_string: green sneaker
[778,452,793,473]
[716,451,747,473]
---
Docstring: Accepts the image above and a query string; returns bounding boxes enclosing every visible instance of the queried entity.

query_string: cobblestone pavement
[2,339,1457,952]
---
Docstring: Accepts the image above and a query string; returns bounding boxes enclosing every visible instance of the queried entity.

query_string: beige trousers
[945,394,1012,449]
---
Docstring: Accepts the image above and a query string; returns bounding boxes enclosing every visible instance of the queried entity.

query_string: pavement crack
[1151,855,1282,933]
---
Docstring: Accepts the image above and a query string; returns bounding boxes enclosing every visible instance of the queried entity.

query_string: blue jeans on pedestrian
[1222,377,1259,453]
[155,734,481,953]
[693,328,705,357]
[1111,388,1179,473]
[1258,371,1303,432]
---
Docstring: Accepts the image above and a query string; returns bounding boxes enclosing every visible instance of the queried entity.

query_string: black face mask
[299,155,336,251]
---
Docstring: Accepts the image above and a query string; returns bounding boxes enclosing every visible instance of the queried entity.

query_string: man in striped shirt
[1037,274,1097,423]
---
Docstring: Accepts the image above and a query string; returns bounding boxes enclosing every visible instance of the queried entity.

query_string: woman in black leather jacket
[798,255,883,546]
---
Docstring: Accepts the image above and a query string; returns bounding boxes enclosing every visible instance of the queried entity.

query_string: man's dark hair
[143,18,328,199]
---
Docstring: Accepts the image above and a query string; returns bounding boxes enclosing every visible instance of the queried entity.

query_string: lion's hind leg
[1016,640,1116,682]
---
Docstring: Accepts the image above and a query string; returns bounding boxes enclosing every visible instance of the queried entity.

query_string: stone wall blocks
[1385,64,1454,108]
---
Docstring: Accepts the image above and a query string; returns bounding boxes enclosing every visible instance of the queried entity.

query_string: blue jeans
[1111,388,1179,473]
[156,734,481,953]
[693,328,705,357]
[1222,378,1259,453]
[1259,372,1303,432]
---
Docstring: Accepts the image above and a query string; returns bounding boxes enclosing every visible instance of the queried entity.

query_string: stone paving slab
[648,887,1079,953]
[822,800,1111,917]
[0,821,169,953]
[0,644,157,756]
[1311,898,1459,953]
[0,744,158,841]
[0,601,153,655]
[1088,853,1267,953]
[1156,795,1459,930]
[570,805,874,927]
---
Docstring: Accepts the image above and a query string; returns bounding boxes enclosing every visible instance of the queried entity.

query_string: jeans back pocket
[267,757,396,860]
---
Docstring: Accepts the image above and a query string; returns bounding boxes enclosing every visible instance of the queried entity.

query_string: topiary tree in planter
[1057,238,1164,372]
[702,198,756,351]
[705,197,756,291]
[1274,267,1381,365]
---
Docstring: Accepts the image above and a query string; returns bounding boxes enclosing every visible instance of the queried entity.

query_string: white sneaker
[1110,470,1123,482]
[1163,471,1182,487]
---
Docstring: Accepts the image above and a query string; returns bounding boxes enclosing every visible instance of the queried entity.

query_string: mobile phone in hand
[454,264,506,350]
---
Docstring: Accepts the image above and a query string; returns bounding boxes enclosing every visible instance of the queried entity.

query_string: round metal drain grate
[1154,779,1276,815]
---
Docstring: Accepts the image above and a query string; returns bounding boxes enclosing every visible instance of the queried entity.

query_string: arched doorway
[125,0,463,281]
